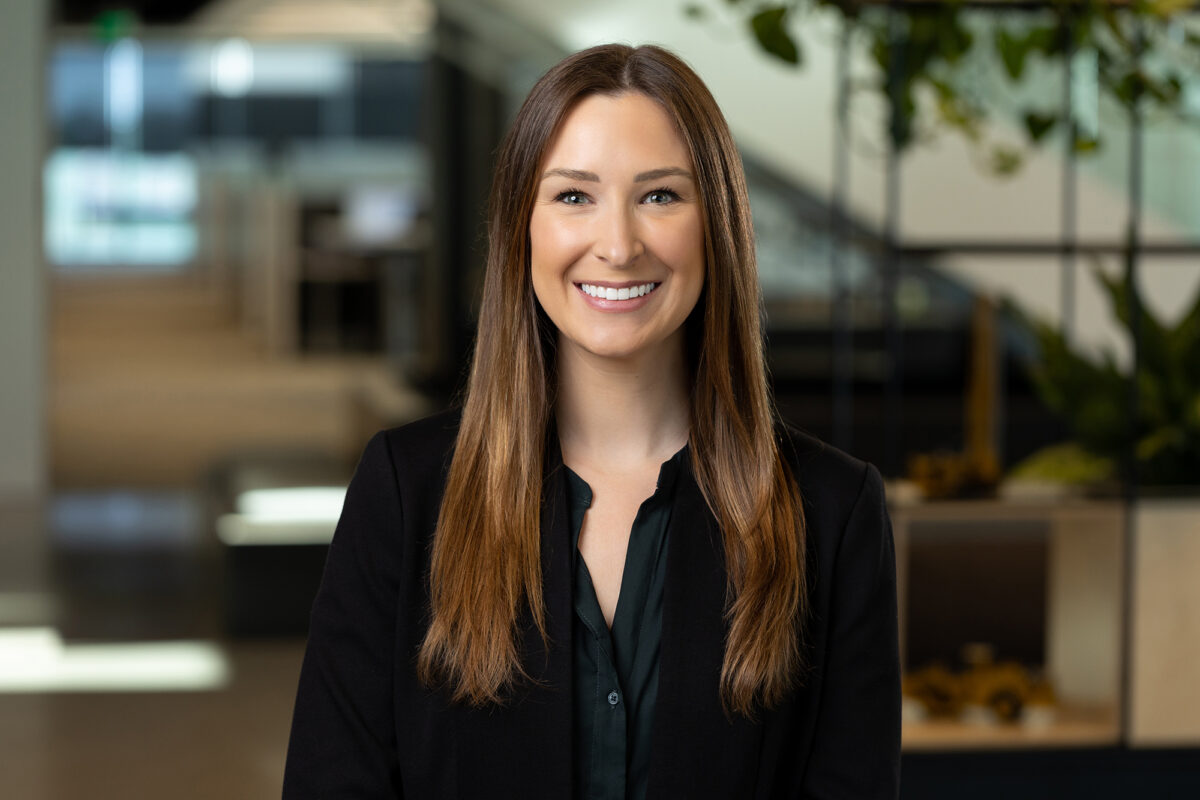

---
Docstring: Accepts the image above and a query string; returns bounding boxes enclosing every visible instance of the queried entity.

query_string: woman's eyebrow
[539,166,694,183]
[541,167,599,182]
[634,166,692,183]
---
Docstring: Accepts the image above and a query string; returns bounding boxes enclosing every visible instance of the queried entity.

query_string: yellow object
[903,649,1059,725]
[907,296,1002,499]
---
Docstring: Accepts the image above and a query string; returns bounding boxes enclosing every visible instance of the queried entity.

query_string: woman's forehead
[538,92,692,175]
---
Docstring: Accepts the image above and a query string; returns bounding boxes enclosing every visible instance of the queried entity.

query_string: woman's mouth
[577,282,659,301]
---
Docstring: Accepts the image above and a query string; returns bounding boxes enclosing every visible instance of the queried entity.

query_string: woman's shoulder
[774,419,875,488]
[379,407,462,450]
[774,420,887,536]
[370,407,462,485]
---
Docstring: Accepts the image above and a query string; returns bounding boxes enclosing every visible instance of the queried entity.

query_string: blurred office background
[1,0,1198,797]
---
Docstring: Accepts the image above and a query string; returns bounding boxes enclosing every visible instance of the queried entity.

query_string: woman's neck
[554,337,690,474]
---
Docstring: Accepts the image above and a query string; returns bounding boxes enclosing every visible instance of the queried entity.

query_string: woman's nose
[592,206,644,268]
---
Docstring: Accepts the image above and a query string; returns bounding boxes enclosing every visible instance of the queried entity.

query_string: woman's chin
[558,327,686,367]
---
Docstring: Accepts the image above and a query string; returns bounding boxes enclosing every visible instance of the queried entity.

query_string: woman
[284,44,899,799]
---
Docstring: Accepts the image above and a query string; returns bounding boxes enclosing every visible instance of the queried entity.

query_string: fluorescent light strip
[218,486,347,546]
[0,628,230,693]
[236,486,346,523]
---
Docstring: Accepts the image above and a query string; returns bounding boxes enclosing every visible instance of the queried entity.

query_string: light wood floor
[0,640,305,800]
[0,488,307,800]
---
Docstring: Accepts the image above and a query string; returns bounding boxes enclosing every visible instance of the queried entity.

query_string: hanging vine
[685,0,1199,174]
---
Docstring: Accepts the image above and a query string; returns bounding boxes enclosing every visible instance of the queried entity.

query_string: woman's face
[529,91,705,367]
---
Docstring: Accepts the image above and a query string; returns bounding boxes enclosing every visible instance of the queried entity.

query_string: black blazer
[284,411,900,799]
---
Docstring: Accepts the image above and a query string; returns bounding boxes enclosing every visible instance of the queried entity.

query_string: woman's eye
[556,190,589,205]
[644,189,679,205]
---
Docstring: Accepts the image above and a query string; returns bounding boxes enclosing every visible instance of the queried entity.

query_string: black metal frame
[829,2,1200,748]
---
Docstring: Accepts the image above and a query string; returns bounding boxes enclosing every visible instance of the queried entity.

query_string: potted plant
[1008,267,1200,492]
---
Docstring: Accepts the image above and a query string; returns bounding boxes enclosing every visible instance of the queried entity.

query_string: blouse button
[607,690,620,706]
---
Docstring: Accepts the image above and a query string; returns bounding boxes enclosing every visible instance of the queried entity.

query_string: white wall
[0,0,48,499]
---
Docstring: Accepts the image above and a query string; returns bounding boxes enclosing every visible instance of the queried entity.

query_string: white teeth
[579,282,657,301]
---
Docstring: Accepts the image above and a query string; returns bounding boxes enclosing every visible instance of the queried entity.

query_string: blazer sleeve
[283,431,405,798]
[802,464,901,799]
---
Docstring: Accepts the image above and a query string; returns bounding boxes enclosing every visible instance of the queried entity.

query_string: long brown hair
[417,44,806,717]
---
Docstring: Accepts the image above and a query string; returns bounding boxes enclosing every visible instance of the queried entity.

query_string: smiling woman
[284,44,900,800]
[530,91,705,366]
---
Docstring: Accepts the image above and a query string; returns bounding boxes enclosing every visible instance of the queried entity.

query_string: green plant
[1010,268,1200,487]
[686,0,1199,174]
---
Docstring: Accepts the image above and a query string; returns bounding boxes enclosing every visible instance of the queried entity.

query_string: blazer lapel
[648,467,764,798]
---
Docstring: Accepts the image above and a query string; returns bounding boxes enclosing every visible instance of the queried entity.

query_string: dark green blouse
[564,447,686,800]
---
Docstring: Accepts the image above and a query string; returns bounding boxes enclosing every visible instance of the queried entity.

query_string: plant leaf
[1009,301,1128,459]
[1094,269,1171,379]
[749,7,801,66]
[935,12,974,64]
[990,146,1022,175]
[1167,280,1200,404]
[1027,25,1059,56]
[1023,111,1058,143]
[1008,442,1116,484]
[994,28,1029,81]
[1092,268,1192,439]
